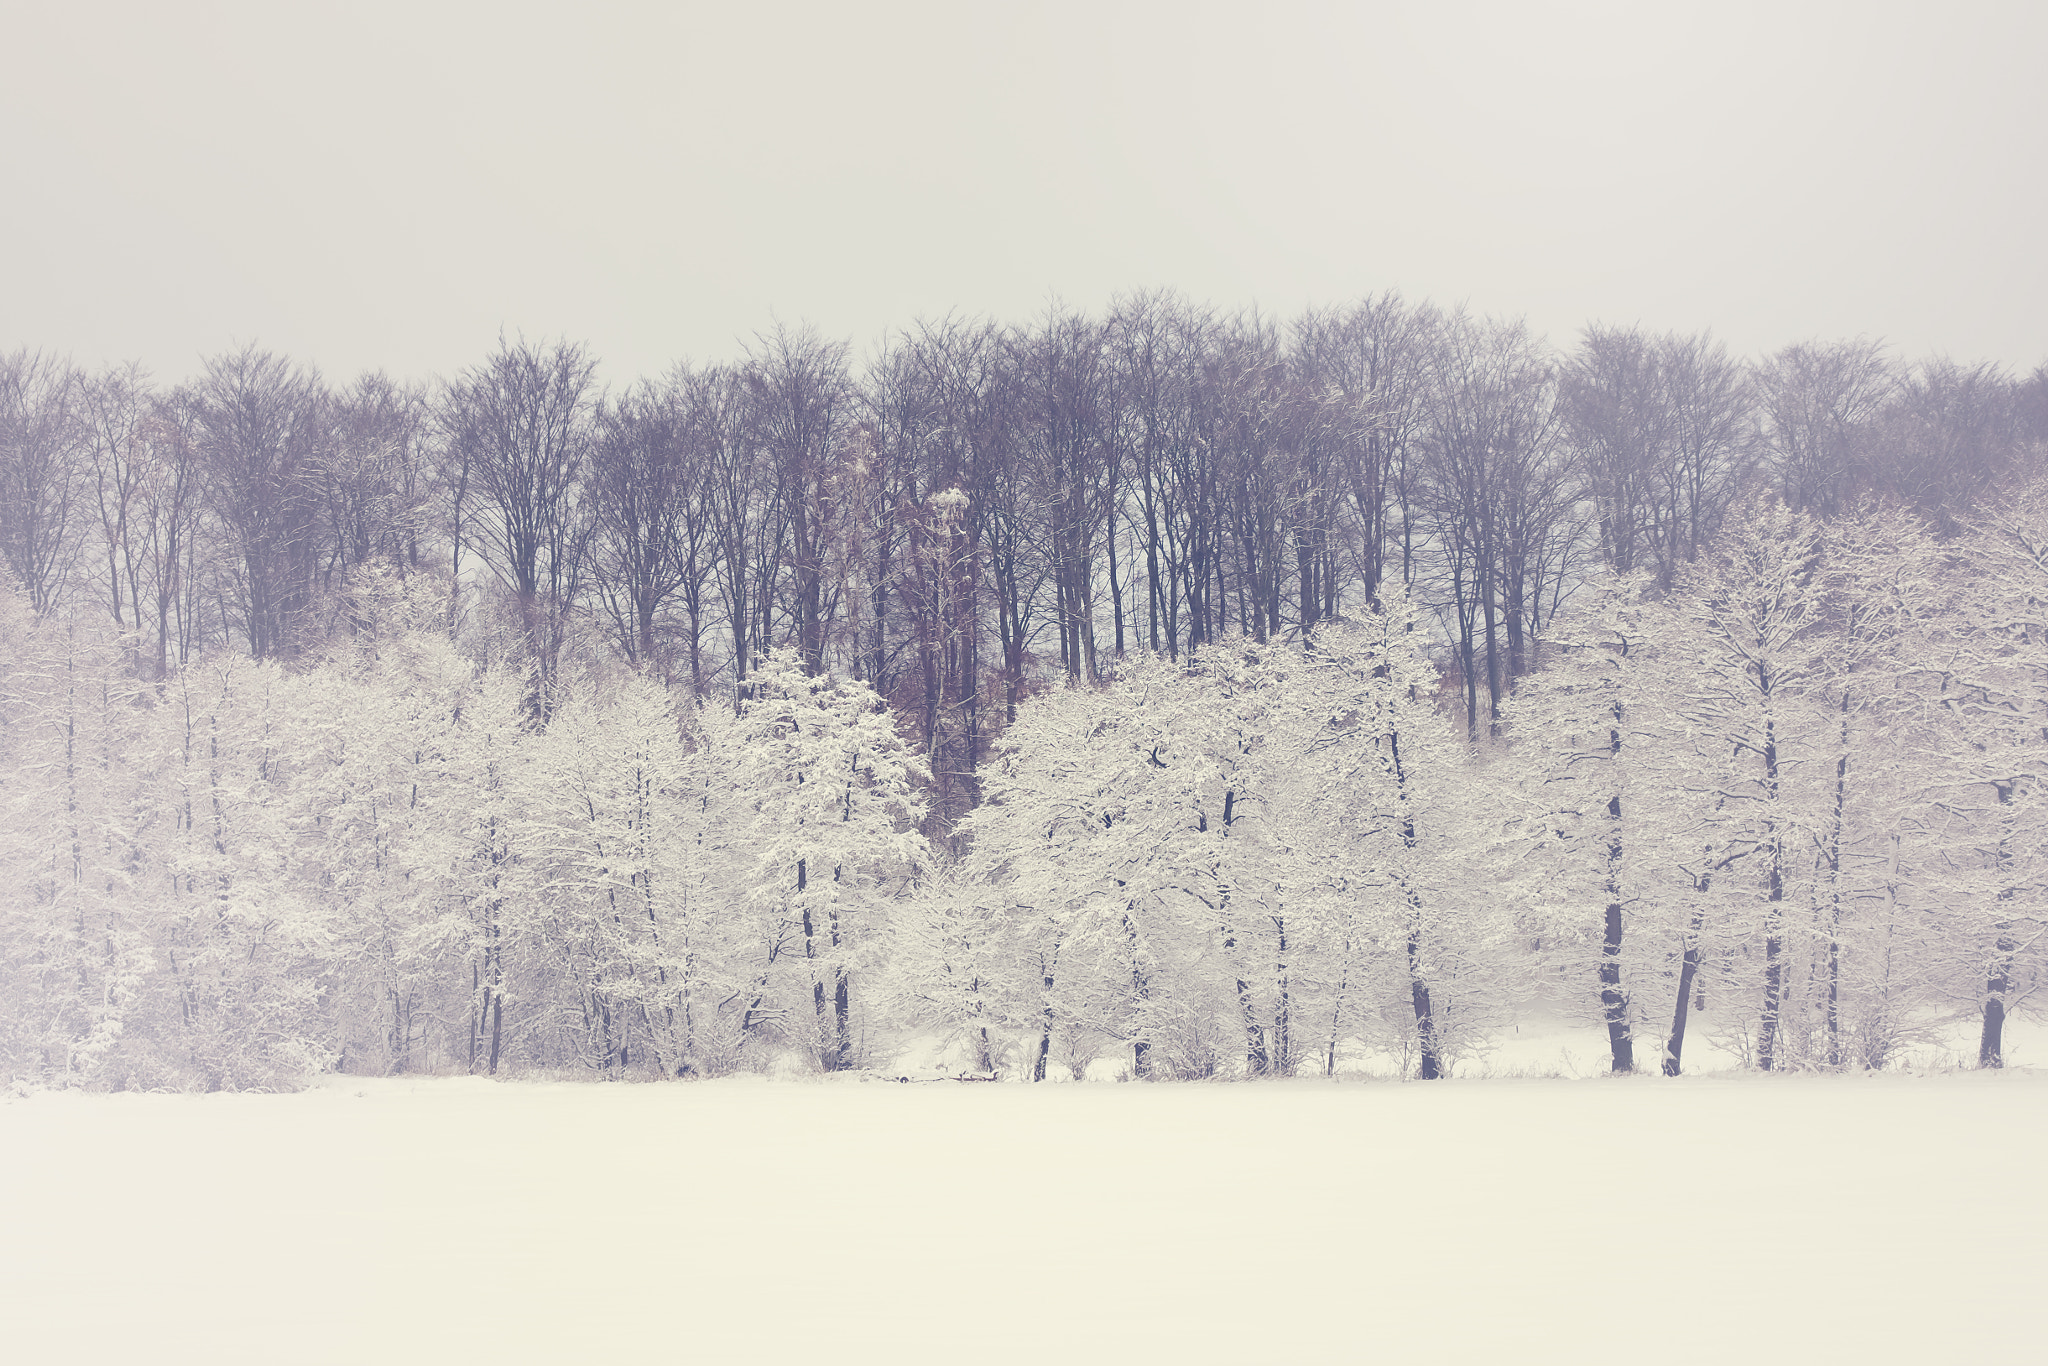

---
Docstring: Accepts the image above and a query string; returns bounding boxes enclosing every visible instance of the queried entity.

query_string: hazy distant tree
[2017,364,2048,450]
[0,350,84,614]
[1419,314,1576,736]
[586,376,703,681]
[189,347,330,660]
[82,372,212,675]
[847,336,925,699]
[862,319,1000,832]
[1563,325,1668,577]
[137,395,206,676]
[748,325,850,678]
[1756,338,1892,518]
[1340,294,1438,601]
[1207,312,1295,643]
[697,363,778,698]
[974,340,1042,723]
[316,373,432,590]
[1286,301,1395,626]
[1657,331,1753,575]
[1016,305,1114,680]
[1863,358,2020,527]
[440,336,598,711]
[1110,292,1216,658]
[80,363,156,636]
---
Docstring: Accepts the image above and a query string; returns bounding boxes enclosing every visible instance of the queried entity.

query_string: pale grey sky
[4,0,2042,385]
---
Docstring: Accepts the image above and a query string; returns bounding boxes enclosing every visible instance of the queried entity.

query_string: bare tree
[1303,292,1436,611]
[1864,358,2021,527]
[80,366,207,676]
[0,350,85,614]
[440,336,598,712]
[1756,338,1893,518]
[1419,314,1574,737]
[189,346,329,659]
[748,324,850,678]
[81,363,155,634]
[1015,305,1114,680]
[1109,291,1214,658]
[586,376,702,681]
[697,363,777,701]
[1562,324,1668,577]
[861,317,1001,833]
[1658,330,1753,575]
[317,373,432,590]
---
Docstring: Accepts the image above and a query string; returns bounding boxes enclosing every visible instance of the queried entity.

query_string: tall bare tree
[1864,358,2021,527]
[1420,314,1574,736]
[1014,305,1114,681]
[698,363,777,701]
[190,346,328,659]
[317,373,432,591]
[1757,338,1893,519]
[748,325,850,678]
[1658,330,1753,577]
[441,336,598,712]
[586,375,702,681]
[0,350,84,614]
[1563,325,1668,577]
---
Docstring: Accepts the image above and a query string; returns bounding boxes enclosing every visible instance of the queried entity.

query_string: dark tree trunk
[1757,717,1785,1073]
[1664,904,1706,1077]
[1981,779,2017,1068]
[1407,921,1441,1081]
[1599,793,1633,1073]
[833,967,851,1071]
[1980,950,2010,1068]
[1272,915,1291,1076]
[1123,911,1151,1080]
[1600,902,1633,1073]
[487,991,503,1076]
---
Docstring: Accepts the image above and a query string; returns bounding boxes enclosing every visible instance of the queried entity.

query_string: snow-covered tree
[521,674,695,1074]
[0,601,153,1086]
[1940,482,2048,1065]
[702,650,927,1070]
[1635,497,1837,1072]
[1291,599,1506,1079]
[1503,571,1664,1073]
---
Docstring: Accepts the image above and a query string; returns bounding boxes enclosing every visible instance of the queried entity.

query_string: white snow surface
[5,1058,2043,1364]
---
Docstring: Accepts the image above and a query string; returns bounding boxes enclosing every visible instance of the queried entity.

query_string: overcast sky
[5,0,2042,386]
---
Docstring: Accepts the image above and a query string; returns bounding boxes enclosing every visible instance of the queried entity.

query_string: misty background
[5,0,2042,382]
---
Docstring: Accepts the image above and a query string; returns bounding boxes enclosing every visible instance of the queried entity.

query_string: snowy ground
[5,1023,2045,1365]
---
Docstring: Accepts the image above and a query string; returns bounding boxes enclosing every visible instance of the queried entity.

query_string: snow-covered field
[7,1022,2045,1366]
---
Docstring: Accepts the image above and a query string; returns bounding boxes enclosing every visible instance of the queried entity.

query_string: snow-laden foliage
[923,593,1509,1081]
[4,489,2048,1088]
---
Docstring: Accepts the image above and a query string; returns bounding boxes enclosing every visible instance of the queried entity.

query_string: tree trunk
[1599,791,1633,1073]
[1122,911,1151,1080]
[1980,943,2011,1068]
[1664,906,1705,1077]
[1273,914,1291,1076]
[1757,719,1784,1073]
[1407,919,1441,1081]
[1823,692,1850,1068]
[1981,780,2017,1068]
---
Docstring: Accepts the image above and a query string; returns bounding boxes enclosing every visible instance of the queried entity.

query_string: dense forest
[3,293,2046,1089]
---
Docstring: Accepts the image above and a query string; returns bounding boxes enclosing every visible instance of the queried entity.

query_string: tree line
[7,298,2043,834]
[3,295,2046,1088]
